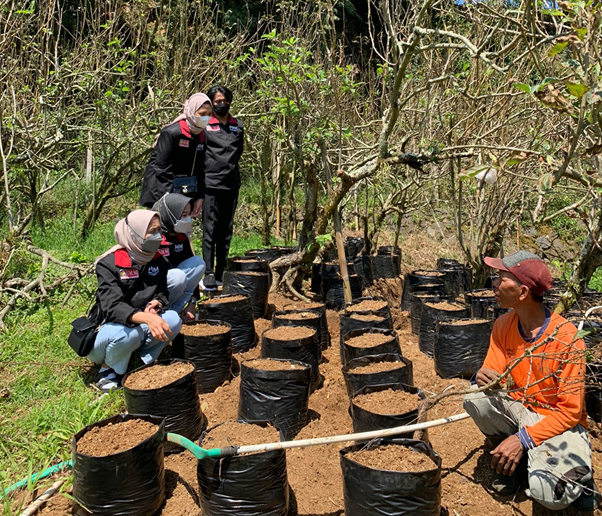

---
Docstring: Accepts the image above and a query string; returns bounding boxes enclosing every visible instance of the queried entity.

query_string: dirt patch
[350,314,386,322]
[346,333,392,348]
[347,300,388,312]
[279,311,319,321]
[161,453,201,516]
[199,295,248,304]
[231,271,268,277]
[244,358,306,371]
[347,444,436,472]
[349,360,406,374]
[202,421,280,448]
[471,289,495,298]
[353,389,422,414]
[425,301,466,311]
[264,326,316,340]
[284,302,325,310]
[76,419,158,457]
[441,318,489,326]
[414,270,445,277]
[180,322,230,336]
[124,362,194,390]
[232,258,263,264]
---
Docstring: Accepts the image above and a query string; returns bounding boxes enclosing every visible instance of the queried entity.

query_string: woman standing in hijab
[87,210,184,393]
[140,93,212,217]
[152,193,205,320]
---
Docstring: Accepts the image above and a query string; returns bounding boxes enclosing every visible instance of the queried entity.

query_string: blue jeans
[87,310,182,375]
[167,256,206,314]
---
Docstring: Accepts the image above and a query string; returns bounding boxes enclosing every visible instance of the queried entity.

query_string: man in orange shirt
[463,251,598,511]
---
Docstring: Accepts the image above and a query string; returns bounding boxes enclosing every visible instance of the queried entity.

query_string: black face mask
[213,104,230,116]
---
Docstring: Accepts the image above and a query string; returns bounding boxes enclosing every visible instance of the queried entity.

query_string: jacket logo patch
[196,144,204,151]
[206,125,220,132]
[178,139,190,147]
[157,248,170,256]
[119,269,139,280]
[174,243,184,253]
[148,266,160,276]
[229,126,239,132]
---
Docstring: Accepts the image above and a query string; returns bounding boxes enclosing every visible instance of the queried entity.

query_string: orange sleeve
[525,333,586,446]
[482,318,509,374]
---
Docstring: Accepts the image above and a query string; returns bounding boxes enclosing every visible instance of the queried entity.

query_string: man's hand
[476,367,501,387]
[144,313,172,341]
[491,434,524,475]
[192,198,204,218]
[144,299,162,315]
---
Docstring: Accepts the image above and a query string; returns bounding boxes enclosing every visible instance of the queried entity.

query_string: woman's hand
[192,198,204,218]
[144,299,162,315]
[144,313,173,341]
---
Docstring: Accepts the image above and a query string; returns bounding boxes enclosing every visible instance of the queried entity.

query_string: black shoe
[93,369,123,394]
[201,273,218,291]
[573,479,601,512]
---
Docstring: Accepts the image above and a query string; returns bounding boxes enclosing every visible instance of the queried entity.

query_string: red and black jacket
[92,250,170,326]
[156,233,200,299]
[204,115,244,192]
[140,120,206,207]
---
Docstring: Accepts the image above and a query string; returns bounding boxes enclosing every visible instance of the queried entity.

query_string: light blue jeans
[167,256,206,314]
[87,310,182,375]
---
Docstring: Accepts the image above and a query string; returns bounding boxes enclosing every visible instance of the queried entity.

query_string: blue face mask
[141,232,163,253]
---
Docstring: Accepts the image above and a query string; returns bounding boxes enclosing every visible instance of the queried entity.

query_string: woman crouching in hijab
[87,210,182,393]
[152,193,206,321]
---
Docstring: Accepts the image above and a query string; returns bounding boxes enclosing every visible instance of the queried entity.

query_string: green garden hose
[1,460,73,499]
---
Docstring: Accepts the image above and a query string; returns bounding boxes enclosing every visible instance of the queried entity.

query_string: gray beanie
[152,193,193,234]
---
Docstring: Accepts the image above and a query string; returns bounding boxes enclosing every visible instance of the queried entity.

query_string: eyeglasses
[490,270,500,282]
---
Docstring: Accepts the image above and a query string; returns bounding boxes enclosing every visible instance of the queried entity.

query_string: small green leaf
[576,329,591,340]
[514,83,531,94]
[566,81,588,98]
[548,42,568,57]
[575,27,587,40]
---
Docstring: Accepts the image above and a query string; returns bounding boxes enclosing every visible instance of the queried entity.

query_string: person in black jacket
[152,193,205,320]
[140,93,212,216]
[87,210,183,393]
[201,85,244,291]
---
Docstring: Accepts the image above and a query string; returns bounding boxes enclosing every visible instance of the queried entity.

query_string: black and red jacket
[92,250,170,326]
[140,120,206,207]
[204,115,244,191]
[156,233,200,298]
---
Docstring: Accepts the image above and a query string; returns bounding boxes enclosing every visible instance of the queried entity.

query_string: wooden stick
[19,479,66,516]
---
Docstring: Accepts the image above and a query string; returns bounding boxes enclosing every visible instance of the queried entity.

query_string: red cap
[484,251,552,296]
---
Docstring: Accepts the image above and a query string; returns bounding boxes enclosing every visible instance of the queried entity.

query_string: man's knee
[528,470,581,511]
[463,388,490,416]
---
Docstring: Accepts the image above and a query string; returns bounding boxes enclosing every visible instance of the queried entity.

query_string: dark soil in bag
[123,359,206,447]
[350,383,424,435]
[197,294,256,353]
[340,438,442,516]
[227,255,270,274]
[433,318,492,378]
[238,358,311,440]
[283,301,330,350]
[342,327,402,366]
[223,270,270,319]
[72,414,165,516]
[409,292,450,335]
[342,354,414,396]
[401,270,446,310]
[272,310,326,352]
[198,421,290,516]
[261,326,322,392]
[418,301,469,356]
[181,320,232,394]
[345,296,391,320]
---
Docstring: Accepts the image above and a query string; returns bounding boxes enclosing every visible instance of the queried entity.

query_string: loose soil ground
[414,270,445,277]
[471,289,495,297]
[349,313,385,322]
[442,318,489,326]
[264,326,316,340]
[76,419,157,457]
[348,360,406,374]
[124,362,194,390]
[284,302,325,310]
[353,389,421,414]
[425,301,466,311]
[346,299,388,312]
[180,322,230,336]
[199,294,248,304]
[202,421,280,448]
[244,358,306,371]
[345,333,393,348]
[230,271,267,277]
[279,311,319,321]
[347,444,435,472]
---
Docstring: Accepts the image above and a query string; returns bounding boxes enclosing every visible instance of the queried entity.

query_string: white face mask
[174,216,193,235]
[194,115,211,129]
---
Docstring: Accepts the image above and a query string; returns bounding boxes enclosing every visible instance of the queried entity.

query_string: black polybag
[182,320,232,394]
[72,414,165,516]
[353,255,375,287]
[378,245,401,256]
[198,421,290,516]
[342,328,402,366]
[238,359,311,440]
[197,294,256,353]
[436,258,460,268]
[342,354,414,396]
[350,383,424,434]
[373,254,401,279]
[418,302,469,356]
[340,438,442,516]
[410,292,450,335]
[245,248,281,263]
[465,289,496,318]
[227,255,270,274]
[223,270,270,319]
[345,295,392,320]
[433,319,492,378]
[346,237,365,257]
[439,267,465,297]
[339,312,393,345]
[261,326,321,391]
[272,310,325,352]
[401,270,446,310]
[322,274,363,309]
[123,359,206,446]
[283,302,330,350]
